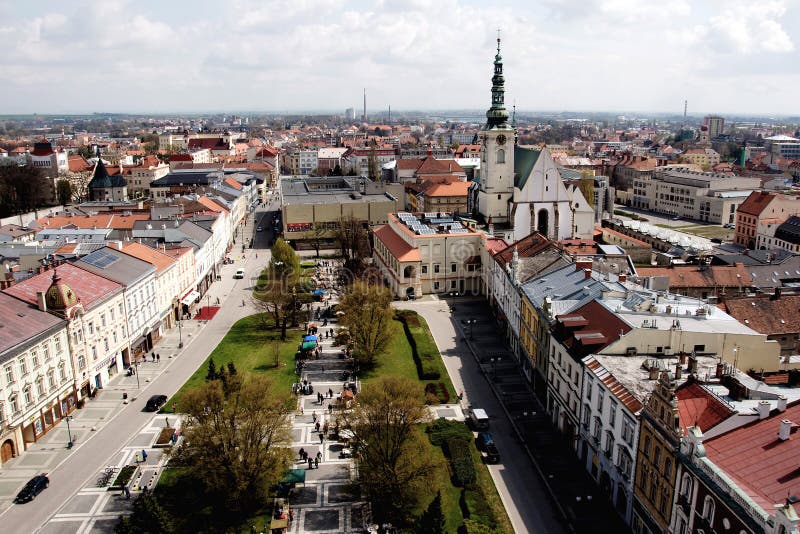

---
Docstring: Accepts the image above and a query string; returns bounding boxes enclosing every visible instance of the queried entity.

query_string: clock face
[497,134,507,145]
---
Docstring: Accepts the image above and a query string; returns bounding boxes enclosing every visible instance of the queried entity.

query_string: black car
[144,394,168,412]
[14,474,49,503]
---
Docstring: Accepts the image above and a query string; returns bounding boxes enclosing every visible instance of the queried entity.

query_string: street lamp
[65,415,74,449]
[291,286,298,327]
[178,317,183,349]
[133,359,141,390]
[490,356,500,380]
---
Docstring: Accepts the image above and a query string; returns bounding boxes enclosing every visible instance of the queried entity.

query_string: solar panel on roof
[82,249,120,269]
[423,212,438,219]
[449,228,470,234]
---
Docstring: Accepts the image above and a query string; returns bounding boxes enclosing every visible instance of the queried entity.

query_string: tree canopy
[0,165,53,217]
[270,238,300,281]
[345,376,438,525]
[169,375,294,513]
[337,281,396,367]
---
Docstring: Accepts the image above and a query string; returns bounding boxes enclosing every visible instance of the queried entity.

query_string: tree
[337,281,396,367]
[205,358,218,381]
[270,238,300,279]
[252,282,294,340]
[417,490,446,534]
[0,165,53,217]
[170,376,294,514]
[345,377,437,525]
[334,215,370,276]
[115,493,174,534]
[367,143,379,181]
[308,222,328,258]
[56,179,72,206]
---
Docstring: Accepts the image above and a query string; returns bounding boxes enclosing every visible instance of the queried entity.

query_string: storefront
[180,289,201,319]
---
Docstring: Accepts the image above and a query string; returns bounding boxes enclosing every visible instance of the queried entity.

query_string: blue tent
[303,335,317,342]
[312,289,325,295]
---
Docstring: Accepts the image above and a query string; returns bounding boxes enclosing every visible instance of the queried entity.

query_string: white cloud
[708,0,794,54]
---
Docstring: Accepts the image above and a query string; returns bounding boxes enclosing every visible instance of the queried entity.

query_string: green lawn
[163,315,303,413]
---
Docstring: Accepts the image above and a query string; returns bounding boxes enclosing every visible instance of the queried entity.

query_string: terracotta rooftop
[3,264,122,311]
[554,300,632,358]
[223,177,242,190]
[738,191,776,216]
[372,224,421,262]
[36,213,150,231]
[424,181,472,198]
[676,381,735,432]
[196,196,229,213]
[67,154,92,173]
[120,242,176,273]
[0,292,66,355]
[704,400,800,516]
[636,263,753,288]
[494,232,554,269]
[722,295,800,335]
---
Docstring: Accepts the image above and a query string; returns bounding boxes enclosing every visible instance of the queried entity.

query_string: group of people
[298,447,323,469]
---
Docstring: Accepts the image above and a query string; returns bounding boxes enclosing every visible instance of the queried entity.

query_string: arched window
[680,473,692,498]
[702,496,715,523]
[497,149,505,164]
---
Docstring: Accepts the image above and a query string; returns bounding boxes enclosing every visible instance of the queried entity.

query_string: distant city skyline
[1,0,798,116]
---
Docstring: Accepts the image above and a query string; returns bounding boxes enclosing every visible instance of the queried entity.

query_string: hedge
[446,437,477,488]
[112,465,138,488]
[396,310,441,380]
[461,488,497,527]
[427,418,472,447]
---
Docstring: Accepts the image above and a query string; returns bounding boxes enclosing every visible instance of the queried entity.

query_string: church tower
[477,35,515,225]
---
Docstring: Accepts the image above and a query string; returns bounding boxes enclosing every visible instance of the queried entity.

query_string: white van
[234,268,245,279]
[468,408,490,430]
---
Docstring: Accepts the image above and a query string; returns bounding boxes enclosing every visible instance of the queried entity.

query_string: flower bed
[109,465,138,491]
[154,427,176,448]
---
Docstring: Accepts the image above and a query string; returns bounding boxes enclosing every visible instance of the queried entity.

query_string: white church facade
[470,38,594,242]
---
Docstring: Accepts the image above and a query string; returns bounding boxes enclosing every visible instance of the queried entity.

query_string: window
[593,416,602,441]
[78,354,86,370]
[582,404,591,427]
[88,322,94,335]
[104,338,110,351]
[55,336,61,353]
[450,280,457,289]
[23,387,32,406]
[118,303,124,316]
[433,264,440,273]
[36,377,44,397]
[644,436,651,457]
[91,346,98,360]
[608,400,617,427]
[654,447,662,467]
[497,149,505,163]
[604,431,614,457]
[421,265,428,274]
[450,263,457,273]
[48,370,55,389]
[622,416,635,445]
[112,331,118,343]
[100,314,106,327]
[10,395,19,415]
[702,496,715,524]
[109,308,115,321]
[43,343,51,359]
[585,379,594,401]
[618,447,632,478]
[59,362,67,381]
[596,389,604,413]
[5,365,14,384]
[680,473,692,498]
[19,358,27,376]
[434,282,440,290]
[31,350,39,368]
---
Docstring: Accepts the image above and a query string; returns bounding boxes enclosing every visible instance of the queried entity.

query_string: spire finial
[485,29,509,129]
[497,28,501,53]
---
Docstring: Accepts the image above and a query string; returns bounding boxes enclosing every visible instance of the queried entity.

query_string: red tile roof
[424,181,472,198]
[704,400,800,515]
[494,232,555,269]
[373,224,420,262]
[722,295,800,335]
[120,242,176,272]
[67,154,92,173]
[0,292,66,355]
[738,191,776,216]
[36,213,150,231]
[3,264,122,310]
[555,300,632,356]
[636,263,753,288]
[676,381,735,432]
[224,177,242,190]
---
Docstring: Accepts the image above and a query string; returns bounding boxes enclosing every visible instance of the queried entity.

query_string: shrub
[461,489,496,526]
[437,382,451,404]
[113,465,138,488]
[427,418,472,447]
[446,437,476,488]
[463,518,499,534]
[396,311,441,380]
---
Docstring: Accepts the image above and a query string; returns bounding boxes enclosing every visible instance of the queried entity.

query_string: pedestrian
[172,402,177,412]
[312,411,317,423]
[328,388,333,398]
[142,449,148,462]
[289,508,294,522]
[314,457,319,468]
[328,403,333,414]
[299,405,304,415]
[316,451,322,462]
[319,433,324,444]
[156,353,160,363]
[135,452,141,464]
[307,457,313,469]
[298,447,305,460]
[165,417,170,427]
[123,486,130,499]
[323,422,329,435]
[315,421,320,433]
[151,352,155,362]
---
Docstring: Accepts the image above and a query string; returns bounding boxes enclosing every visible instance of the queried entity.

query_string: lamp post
[134,359,141,390]
[291,286,298,327]
[490,357,499,380]
[178,318,183,349]
[65,415,74,449]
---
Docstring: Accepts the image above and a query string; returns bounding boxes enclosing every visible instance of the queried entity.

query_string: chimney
[757,400,771,420]
[619,273,627,283]
[36,291,47,312]
[778,396,788,412]
[584,268,592,280]
[779,419,792,441]
[648,367,659,380]
[688,356,698,373]
[675,362,682,380]
[575,259,593,272]
[715,362,725,378]
[772,287,782,300]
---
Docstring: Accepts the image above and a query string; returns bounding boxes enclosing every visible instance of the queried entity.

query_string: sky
[0,0,798,116]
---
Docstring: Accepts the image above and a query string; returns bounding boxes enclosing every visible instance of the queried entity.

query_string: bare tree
[334,214,370,276]
[337,281,396,367]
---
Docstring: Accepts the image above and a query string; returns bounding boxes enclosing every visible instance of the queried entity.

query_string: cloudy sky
[0,0,798,115]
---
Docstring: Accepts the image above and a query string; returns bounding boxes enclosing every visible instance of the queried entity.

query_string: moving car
[476,432,500,464]
[144,394,168,412]
[14,474,49,503]
[234,268,245,279]
[257,226,263,232]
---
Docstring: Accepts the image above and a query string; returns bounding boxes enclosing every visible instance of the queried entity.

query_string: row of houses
[0,186,249,467]
[479,230,800,534]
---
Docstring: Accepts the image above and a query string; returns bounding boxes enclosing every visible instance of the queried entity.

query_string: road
[395,298,567,534]
[0,203,276,533]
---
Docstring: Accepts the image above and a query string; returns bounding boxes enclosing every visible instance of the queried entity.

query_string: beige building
[280,177,402,243]
[128,161,169,198]
[632,167,759,224]
[678,147,721,168]
[372,213,483,298]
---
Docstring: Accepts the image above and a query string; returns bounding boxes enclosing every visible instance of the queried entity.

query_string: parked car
[467,408,490,430]
[14,474,49,504]
[144,394,168,412]
[234,268,245,279]
[671,215,681,221]
[724,223,735,229]
[257,226,263,232]
[476,432,500,464]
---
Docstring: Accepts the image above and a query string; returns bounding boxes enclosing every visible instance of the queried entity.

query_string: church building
[470,37,594,242]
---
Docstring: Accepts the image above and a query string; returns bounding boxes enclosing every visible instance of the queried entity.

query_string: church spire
[485,30,510,129]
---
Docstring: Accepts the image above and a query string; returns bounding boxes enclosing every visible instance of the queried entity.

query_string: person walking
[316,451,322,462]
[141,449,148,463]
[298,447,305,460]
[307,457,313,469]
[312,411,317,423]
[319,433,324,444]
[156,353,160,363]
[315,421,320,433]
[134,452,141,464]
[314,457,319,469]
